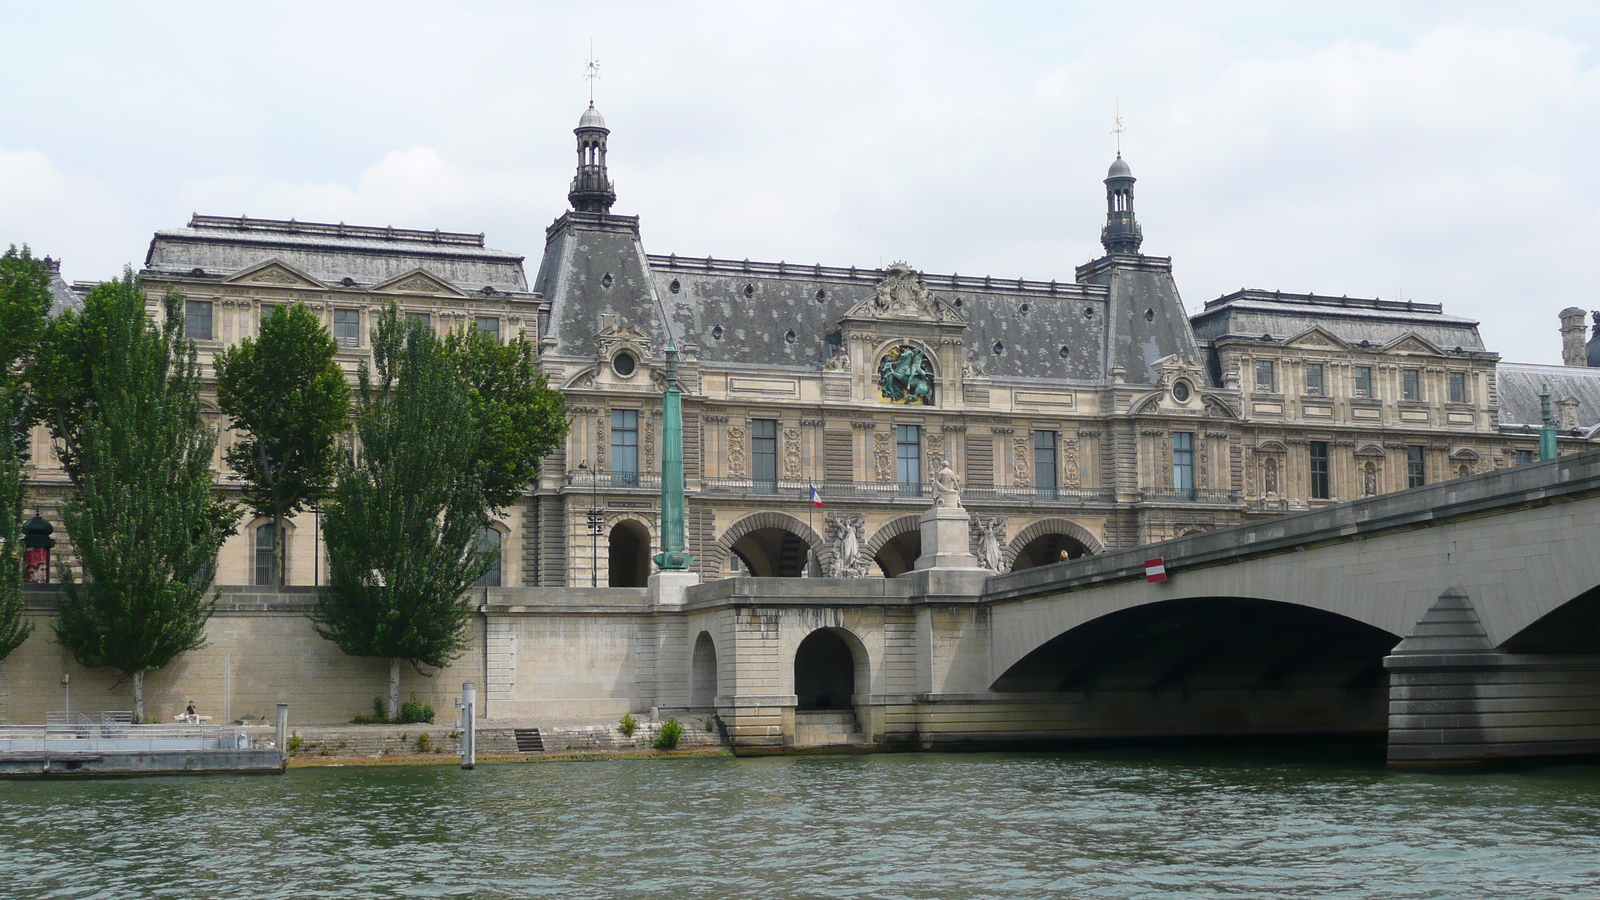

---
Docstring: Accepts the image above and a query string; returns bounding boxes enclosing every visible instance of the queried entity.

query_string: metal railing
[566,470,661,490]
[1138,488,1239,504]
[565,473,1121,505]
[0,721,250,752]
[962,485,1118,504]
[698,478,924,501]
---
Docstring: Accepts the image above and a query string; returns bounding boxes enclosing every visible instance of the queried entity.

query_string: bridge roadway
[694,449,1600,764]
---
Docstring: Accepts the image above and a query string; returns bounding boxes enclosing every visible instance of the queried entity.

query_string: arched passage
[608,520,651,587]
[713,512,825,578]
[690,631,719,708]
[1502,582,1600,654]
[992,597,1401,740]
[1003,518,1102,572]
[794,629,859,710]
[865,515,922,578]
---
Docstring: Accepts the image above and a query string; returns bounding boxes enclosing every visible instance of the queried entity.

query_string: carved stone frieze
[1012,437,1031,488]
[874,432,894,483]
[783,427,802,479]
[727,425,747,477]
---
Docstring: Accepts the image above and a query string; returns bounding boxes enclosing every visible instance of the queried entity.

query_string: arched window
[254,524,278,586]
[475,527,503,588]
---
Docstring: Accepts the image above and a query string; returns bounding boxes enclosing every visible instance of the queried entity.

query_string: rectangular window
[260,304,278,326]
[1304,363,1324,396]
[1406,445,1426,488]
[1310,441,1330,500]
[254,525,277,586]
[333,309,360,348]
[896,424,922,496]
[475,316,500,340]
[1448,371,1467,404]
[185,300,213,341]
[474,527,502,588]
[751,418,778,492]
[1173,432,1195,498]
[1402,368,1421,401]
[1034,430,1057,500]
[1354,366,1374,398]
[407,311,431,328]
[1515,449,1534,466]
[1255,360,1276,393]
[610,409,639,485]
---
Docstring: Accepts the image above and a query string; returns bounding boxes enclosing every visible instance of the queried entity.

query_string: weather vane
[585,42,600,106]
[1111,101,1125,157]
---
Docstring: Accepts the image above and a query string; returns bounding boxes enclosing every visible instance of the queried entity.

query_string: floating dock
[0,714,284,778]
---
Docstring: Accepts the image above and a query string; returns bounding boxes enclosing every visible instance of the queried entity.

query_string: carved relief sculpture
[874,432,894,482]
[976,516,1006,572]
[726,425,747,477]
[1012,437,1031,488]
[783,427,802,479]
[1063,439,1080,487]
[827,513,871,578]
[823,345,851,371]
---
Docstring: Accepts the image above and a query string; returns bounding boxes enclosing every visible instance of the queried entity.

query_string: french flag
[809,486,825,508]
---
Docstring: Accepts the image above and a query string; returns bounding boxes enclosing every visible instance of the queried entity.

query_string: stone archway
[690,631,719,708]
[864,515,922,578]
[1003,518,1104,572]
[712,512,826,578]
[608,519,652,587]
[794,628,861,710]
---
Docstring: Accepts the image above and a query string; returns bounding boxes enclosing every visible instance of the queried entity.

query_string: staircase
[792,710,865,748]
[513,728,544,753]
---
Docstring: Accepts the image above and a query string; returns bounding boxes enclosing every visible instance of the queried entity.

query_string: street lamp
[578,459,602,587]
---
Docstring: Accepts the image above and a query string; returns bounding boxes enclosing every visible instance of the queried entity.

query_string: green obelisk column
[655,341,693,570]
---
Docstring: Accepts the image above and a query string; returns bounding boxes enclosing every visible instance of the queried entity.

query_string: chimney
[1560,307,1588,366]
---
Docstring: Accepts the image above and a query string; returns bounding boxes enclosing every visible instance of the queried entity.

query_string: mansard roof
[1191,289,1488,353]
[1496,362,1600,431]
[143,214,531,294]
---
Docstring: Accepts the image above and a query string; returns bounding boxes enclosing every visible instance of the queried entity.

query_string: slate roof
[534,213,1200,385]
[43,258,84,316]
[1191,290,1487,352]
[143,215,530,294]
[1496,362,1600,431]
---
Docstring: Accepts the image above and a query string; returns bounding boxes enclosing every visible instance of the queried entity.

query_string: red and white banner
[1145,557,1167,583]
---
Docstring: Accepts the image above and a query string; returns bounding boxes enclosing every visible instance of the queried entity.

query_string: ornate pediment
[1284,326,1350,350]
[1381,333,1446,357]
[224,259,325,289]
[594,314,652,357]
[369,268,466,298]
[842,262,965,325]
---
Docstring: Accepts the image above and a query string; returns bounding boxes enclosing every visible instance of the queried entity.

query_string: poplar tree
[37,275,237,721]
[313,306,492,719]
[0,246,55,663]
[214,302,350,585]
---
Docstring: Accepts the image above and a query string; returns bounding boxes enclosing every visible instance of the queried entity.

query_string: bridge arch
[713,512,825,578]
[1003,518,1102,572]
[864,515,922,577]
[1501,581,1600,654]
[690,630,720,708]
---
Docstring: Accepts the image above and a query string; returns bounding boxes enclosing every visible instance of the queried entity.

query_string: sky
[3,1,1598,365]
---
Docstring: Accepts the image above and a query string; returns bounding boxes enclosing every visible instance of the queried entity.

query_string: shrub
[397,696,435,725]
[653,717,683,751]
[414,732,432,753]
[286,731,304,755]
[619,712,638,737]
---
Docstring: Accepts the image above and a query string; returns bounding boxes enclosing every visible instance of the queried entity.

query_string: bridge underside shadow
[978,598,1400,745]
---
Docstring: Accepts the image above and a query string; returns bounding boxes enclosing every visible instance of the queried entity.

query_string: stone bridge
[693,450,1600,764]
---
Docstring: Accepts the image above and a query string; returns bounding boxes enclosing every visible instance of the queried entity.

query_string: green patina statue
[878,346,934,405]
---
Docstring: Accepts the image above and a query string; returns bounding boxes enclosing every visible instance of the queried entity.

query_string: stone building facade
[20,104,1600,587]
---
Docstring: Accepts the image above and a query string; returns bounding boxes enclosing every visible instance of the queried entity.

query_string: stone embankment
[252,717,728,763]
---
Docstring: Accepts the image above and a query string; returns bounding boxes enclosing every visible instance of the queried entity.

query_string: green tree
[40,274,237,721]
[313,307,493,719]
[0,246,55,664]
[444,325,568,512]
[214,302,350,585]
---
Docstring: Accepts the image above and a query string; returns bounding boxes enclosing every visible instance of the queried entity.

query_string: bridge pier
[1386,590,1600,766]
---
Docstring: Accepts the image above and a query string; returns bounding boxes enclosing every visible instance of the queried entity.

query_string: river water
[3,748,1599,899]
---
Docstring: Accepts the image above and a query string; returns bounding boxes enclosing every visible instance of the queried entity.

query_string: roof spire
[1111,99,1125,158]
[585,41,600,107]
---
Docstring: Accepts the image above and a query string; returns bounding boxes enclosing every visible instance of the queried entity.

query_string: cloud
[0,145,136,282]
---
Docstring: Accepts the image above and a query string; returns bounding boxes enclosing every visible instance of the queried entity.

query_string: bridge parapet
[985,448,1600,605]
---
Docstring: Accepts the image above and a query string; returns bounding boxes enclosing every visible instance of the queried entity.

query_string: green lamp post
[654,341,693,571]
[1539,384,1558,462]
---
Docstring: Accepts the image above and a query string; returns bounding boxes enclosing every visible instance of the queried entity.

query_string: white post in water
[460,682,476,770]
[275,703,289,763]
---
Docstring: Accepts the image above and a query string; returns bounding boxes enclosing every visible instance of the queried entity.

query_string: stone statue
[976,516,1005,571]
[932,460,961,508]
[877,346,934,405]
[828,514,866,578]
[823,345,851,371]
